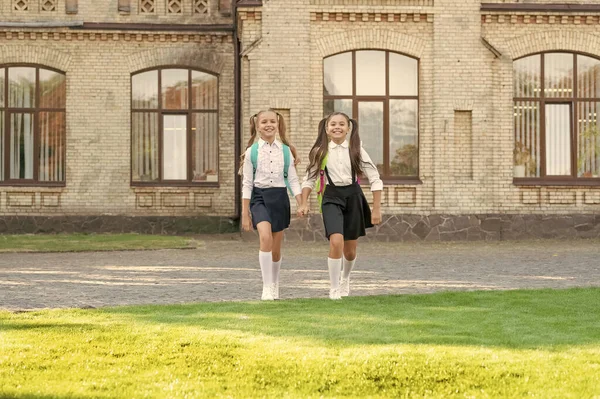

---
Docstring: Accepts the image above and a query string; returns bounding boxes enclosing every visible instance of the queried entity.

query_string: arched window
[514,52,600,181]
[131,67,219,185]
[323,50,419,181]
[0,65,66,185]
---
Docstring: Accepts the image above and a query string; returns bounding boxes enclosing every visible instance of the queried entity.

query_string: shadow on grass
[94,287,600,349]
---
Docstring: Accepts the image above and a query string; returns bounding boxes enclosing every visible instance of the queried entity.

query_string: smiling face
[256,111,278,142]
[327,114,350,144]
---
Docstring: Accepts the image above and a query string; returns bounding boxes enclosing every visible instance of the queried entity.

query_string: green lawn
[0,233,201,252]
[1,288,599,398]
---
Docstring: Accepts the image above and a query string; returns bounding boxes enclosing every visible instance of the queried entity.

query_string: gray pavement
[1,237,599,311]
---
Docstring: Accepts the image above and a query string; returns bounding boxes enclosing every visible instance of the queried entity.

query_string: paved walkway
[1,238,599,310]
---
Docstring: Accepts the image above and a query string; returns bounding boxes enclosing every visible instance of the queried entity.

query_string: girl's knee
[344,250,356,261]
[329,235,344,250]
[258,233,273,250]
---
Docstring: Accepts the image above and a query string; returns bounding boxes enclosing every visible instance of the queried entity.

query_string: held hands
[241,213,253,232]
[296,204,310,218]
[371,207,382,225]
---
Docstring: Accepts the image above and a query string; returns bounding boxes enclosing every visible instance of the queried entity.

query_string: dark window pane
[323,52,352,96]
[577,102,600,178]
[513,101,540,177]
[132,70,158,109]
[0,68,4,108]
[10,112,34,179]
[39,112,66,182]
[356,51,385,96]
[389,54,418,96]
[192,113,218,182]
[132,112,159,182]
[162,69,188,110]
[577,55,600,99]
[545,104,571,175]
[323,99,352,118]
[191,71,218,110]
[513,55,541,98]
[358,101,384,175]
[39,69,66,109]
[9,67,36,108]
[163,114,187,180]
[544,53,573,98]
[389,100,418,177]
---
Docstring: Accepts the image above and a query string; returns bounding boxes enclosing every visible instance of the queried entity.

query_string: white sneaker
[261,284,276,301]
[340,277,350,297]
[329,288,342,300]
[272,283,279,300]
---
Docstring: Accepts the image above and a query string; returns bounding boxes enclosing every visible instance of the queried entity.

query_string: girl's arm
[371,190,382,225]
[241,198,252,231]
[360,148,383,225]
[300,166,317,215]
[286,155,303,208]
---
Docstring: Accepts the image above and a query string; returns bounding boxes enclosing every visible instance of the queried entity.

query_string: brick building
[1,0,600,240]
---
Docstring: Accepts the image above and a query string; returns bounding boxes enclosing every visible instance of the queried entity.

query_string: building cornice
[0,30,233,44]
[311,12,432,23]
[482,14,600,25]
[481,3,600,13]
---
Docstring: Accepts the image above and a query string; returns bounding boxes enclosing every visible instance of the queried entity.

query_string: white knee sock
[259,251,273,285]
[342,256,356,279]
[272,256,282,284]
[328,257,342,289]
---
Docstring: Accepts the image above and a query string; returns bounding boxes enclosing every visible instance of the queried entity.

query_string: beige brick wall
[239,0,600,216]
[0,32,235,217]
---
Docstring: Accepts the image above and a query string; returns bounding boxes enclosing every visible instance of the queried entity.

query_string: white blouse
[242,138,302,200]
[301,140,383,192]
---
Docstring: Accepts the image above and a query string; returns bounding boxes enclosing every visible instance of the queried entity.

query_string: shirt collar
[328,140,349,149]
[259,138,281,148]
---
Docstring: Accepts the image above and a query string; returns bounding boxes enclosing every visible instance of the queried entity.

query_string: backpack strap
[315,153,328,213]
[250,142,259,181]
[282,144,293,196]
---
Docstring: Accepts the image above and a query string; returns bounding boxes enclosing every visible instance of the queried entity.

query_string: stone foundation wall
[284,214,600,241]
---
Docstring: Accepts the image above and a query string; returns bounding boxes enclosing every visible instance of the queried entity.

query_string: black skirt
[250,187,291,233]
[321,182,373,241]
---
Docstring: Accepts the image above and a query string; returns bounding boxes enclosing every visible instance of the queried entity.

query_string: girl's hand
[242,213,253,232]
[297,205,309,218]
[371,208,382,225]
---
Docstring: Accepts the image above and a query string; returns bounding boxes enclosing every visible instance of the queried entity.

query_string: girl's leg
[271,231,284,299]
[341,239,358,297]
[327,233,344,300]
[256,222,275,300]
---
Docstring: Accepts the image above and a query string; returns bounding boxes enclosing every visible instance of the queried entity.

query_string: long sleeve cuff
[370,181,384,192]
[242,187,253,199]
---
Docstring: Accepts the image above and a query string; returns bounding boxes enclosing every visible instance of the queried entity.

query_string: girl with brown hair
[299,112,382,299]
[240,109,303,300]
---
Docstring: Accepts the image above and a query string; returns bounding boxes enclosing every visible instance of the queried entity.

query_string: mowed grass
[0,233,200,252]
[1,288,600,398]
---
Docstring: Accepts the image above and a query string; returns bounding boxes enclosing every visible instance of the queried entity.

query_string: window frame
[130,65,220,187]
[513,51,600,186]
[0,63,66,187]
[323,49,421,184]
